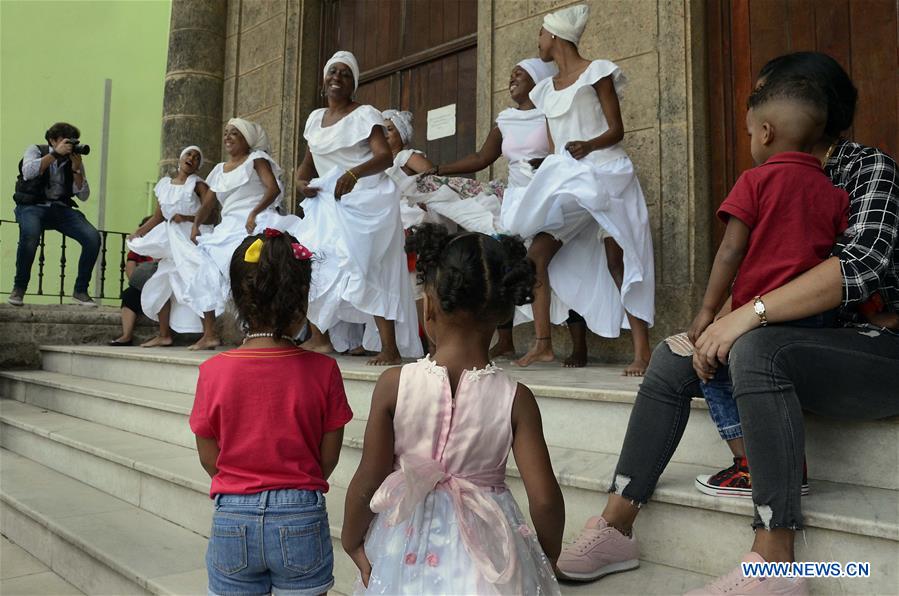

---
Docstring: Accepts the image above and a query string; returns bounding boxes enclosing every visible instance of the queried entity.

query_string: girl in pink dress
[342,224,564,595]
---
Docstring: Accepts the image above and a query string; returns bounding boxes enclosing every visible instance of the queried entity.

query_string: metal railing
[0,218,129,304]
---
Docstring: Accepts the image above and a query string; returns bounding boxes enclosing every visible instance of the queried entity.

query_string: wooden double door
[319,0,478,164]
[707,0,898,244]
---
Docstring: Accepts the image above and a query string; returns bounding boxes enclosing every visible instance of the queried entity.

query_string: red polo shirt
[718,151,849,309]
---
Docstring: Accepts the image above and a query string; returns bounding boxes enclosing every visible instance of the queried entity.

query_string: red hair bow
[264,228,283,238]
[292,242,313,261]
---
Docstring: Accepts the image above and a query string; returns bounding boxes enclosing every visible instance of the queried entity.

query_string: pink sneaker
[556,516,639,581]
[685,553,808,595]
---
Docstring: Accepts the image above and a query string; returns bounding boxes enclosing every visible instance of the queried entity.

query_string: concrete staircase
[1,345,896,595]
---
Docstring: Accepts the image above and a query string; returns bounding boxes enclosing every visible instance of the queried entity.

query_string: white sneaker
[685,553,808,595]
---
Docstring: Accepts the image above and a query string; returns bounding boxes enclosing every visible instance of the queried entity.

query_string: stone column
[159,0,227,177]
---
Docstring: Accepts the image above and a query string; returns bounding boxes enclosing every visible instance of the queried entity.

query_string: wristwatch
[753,296,768,327]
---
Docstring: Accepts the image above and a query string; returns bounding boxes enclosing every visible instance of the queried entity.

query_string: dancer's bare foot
[188,335,221,351]
[367,349,401,366]
[489,341,517,361]
[623,357,649,377]
[141,336,173,348]
[563,348,587,368]
[348,345,367,356]
[514,338,555,367]
[300,337,334,354]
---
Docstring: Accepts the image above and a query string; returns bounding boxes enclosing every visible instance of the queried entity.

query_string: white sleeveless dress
[126,175,211,333]
[502,60,655,336]
[183,150,301,316]
[359,357,560,595]
[294,105,422,358]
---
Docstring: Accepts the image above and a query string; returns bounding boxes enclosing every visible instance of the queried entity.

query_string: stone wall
[222,0,322,203]
[483,0,712,358]
[0,306,156,369]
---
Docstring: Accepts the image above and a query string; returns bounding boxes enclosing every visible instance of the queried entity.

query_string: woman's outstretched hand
[296,180,319,199]
[418,166,439,178]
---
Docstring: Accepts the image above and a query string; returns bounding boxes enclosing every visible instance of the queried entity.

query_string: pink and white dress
[358,357,560,595]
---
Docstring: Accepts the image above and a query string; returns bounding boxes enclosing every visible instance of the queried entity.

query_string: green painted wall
[1,0,171,303]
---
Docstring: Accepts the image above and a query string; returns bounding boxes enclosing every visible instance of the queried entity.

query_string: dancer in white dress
[428,58,558,360]
[185,118,299,350]
[294,51,421,365]
[126,146,210,346]
[504,5,655,374]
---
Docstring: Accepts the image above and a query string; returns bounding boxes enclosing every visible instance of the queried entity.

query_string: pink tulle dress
[358,357,560,595]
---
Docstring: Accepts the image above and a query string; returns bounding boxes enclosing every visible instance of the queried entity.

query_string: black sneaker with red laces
[695,456,810,498]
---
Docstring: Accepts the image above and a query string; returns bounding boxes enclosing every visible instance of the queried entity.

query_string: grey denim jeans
[611,325,899,530]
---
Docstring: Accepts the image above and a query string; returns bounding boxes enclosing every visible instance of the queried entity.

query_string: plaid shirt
[826,141,899,314]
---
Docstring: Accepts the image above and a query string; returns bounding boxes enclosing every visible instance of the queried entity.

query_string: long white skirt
[183,209,302,317]
[359,489,559,595]
[404,185,501,236]
[500,154,655,337]
[293,169,422,358]
[126,221,210,333]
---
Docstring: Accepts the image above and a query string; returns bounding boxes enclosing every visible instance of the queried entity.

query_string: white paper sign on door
[427,104,456,141]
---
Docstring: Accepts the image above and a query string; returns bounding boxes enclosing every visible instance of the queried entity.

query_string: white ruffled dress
[501,60,655,336]
[183,150,300,316]
[294,105,422,358]
[126,175,211,332]
[358,357,559,595]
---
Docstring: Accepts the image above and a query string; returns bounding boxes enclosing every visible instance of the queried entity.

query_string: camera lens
[74,144,91,155]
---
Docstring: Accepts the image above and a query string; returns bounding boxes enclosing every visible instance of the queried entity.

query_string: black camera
[67,139,91,155]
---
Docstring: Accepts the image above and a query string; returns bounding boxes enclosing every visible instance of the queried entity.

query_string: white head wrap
[543,4,589,44]
[383,109,413,145]
[516,58,558,85]
[227,118,271,153]
[179,145,203,167]
[323,50,360,93]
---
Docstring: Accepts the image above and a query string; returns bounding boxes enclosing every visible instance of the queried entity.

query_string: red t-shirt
[718,152,849,309]
[189,347,353,497]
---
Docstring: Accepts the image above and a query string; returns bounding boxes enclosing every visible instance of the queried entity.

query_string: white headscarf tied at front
[227,118,271,153]
[383,109,413,145]
[323,50,360,93]
[516,58,559,85]
[543,4,589,44]
[179,145,203,167]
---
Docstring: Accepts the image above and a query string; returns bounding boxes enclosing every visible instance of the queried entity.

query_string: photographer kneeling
[9,122,100,306]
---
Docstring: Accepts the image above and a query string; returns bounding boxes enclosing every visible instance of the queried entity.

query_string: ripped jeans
[611,325,899,530]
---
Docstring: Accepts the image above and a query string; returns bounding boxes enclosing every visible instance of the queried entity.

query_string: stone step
[25,346,899,490]
[0,535,84,595]
[2,399,895,593]
[0,450,708,595]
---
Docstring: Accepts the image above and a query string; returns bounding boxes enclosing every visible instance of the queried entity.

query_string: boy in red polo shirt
[687,75,848,499]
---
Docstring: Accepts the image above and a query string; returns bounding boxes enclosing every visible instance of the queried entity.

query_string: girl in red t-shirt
[190,229,353,595]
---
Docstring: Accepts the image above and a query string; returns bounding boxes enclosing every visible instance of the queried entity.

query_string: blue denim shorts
[206,489,333,596]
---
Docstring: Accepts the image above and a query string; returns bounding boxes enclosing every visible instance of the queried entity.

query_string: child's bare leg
[114,307,137,343]
[604,238,651,376]
[516,233,561,367]
[189,312,221,350]
[727,437,747,459]
[301,324,334,353]
[368,316,401,366]
[564,311,588,368]
[142,300,174,347]
[490,320,516,359]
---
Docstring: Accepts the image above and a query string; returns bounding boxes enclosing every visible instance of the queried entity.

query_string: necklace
[821,139,840,167]
[242,332,296,345]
